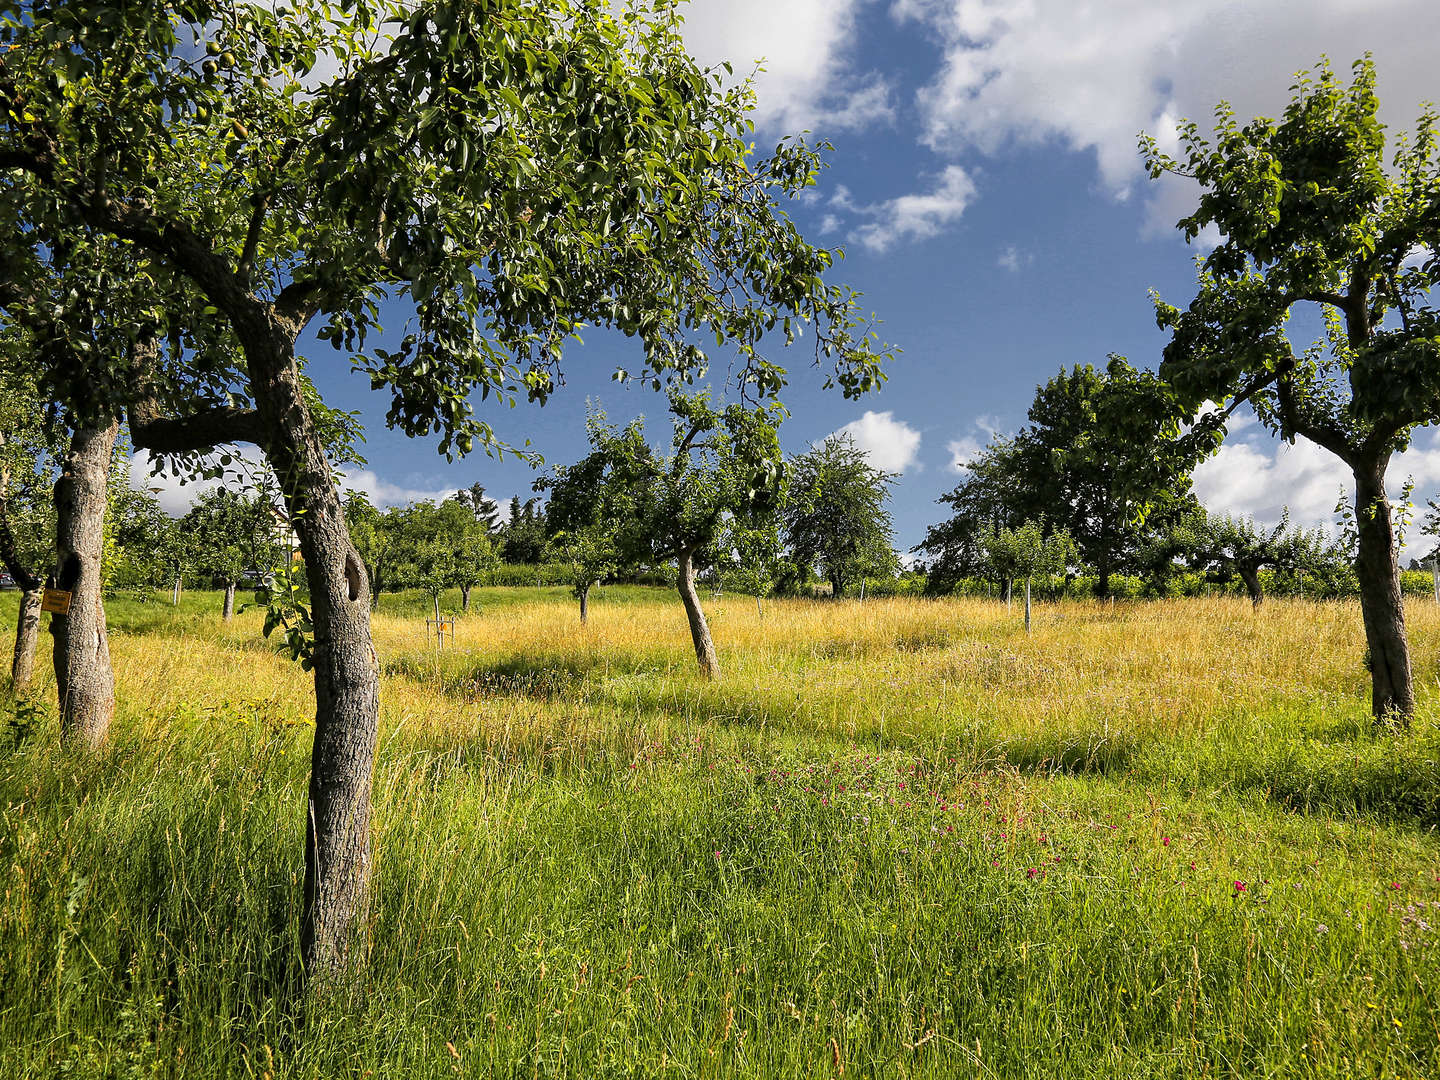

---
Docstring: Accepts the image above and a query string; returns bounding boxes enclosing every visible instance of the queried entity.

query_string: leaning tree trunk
[1353,463,1414,725]
[11,588,41,691]
[1238,566,1264,610]
[51,419,120,748]
[578,581,590,624]
[222,581,237,620]
[677,548,719,679]
[246,327,380,985]
[0,436,44,692]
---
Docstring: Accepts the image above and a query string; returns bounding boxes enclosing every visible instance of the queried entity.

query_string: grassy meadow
[2,586,1439,1078]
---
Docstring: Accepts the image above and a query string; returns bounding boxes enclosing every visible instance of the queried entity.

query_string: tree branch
[128,398,266,454]
[1275,372,1355,465]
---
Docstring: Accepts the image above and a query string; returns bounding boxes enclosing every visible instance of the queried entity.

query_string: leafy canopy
[1143,56,1440,468]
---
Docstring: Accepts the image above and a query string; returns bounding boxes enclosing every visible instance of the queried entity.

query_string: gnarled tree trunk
[248,335,380,982]
[11,588,42,691]
[51,418,119,748]
[1353,462,1413,724]
[677,548,718,679]
[461,584,471,613]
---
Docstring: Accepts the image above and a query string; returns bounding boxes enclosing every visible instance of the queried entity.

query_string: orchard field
[2,588,1438,1079]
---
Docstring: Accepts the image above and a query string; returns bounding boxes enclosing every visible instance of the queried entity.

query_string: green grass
[1,589,1438,1077]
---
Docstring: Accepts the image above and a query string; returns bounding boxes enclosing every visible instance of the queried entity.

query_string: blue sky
[146,0,1440,556]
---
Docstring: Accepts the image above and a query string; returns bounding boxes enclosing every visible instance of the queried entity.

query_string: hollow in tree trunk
[222,581,237,620]
[677,548,719,679]
[1352,462,1413,725]
[11,588,41,691]
[579,581,590,624]
[1238,565,1263,610]
[51,419,119,748]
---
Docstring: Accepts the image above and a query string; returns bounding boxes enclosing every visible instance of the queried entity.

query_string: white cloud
[128,451,454,516]
[679,0,894,134]
[997,245,1032,272]
[946,414,1003,474]
[946,436,985,474]
[1193,427,1440,560]
[893,0,1440,230]
[850,165,977,253]
[833,410,923,473]
[127,449,270,516]
[337,469,457,508]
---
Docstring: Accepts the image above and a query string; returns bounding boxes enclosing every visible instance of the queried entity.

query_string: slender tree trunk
[0,432,45,692]
[171,575,181,606]
[222,581,237,620]
[432,590,441,633]
[1239,566,1263,610]
[51,419,119,748]
[1003,577,1011,612]
[1024,576,1032,633]
[11,587,41,691]
[1353,462,1414,725]
[242,325,380,985]
[579,582,590,624]
[756,593,763,619]
[461,584,471,613]
[677,548,719,679]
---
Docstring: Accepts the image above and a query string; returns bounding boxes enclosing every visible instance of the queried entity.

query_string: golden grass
[61,590,1438,757]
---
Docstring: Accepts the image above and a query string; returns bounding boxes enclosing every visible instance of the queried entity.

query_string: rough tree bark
[51,418,120,748]
[460,584,471,613]
[578,581,590,624]
[11,589,41,690]
[222,581,236,620]
[677,548,719,679]
[1353,460,1414,724]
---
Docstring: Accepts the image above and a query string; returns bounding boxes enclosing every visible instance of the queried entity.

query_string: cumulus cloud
[679,0,894,134]
[849,165,978,253]
[128,451,455,516]
[1193,427,1440,559]
[338,469,458,508]
[833,410,923,473]
[892,0,1440,229]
